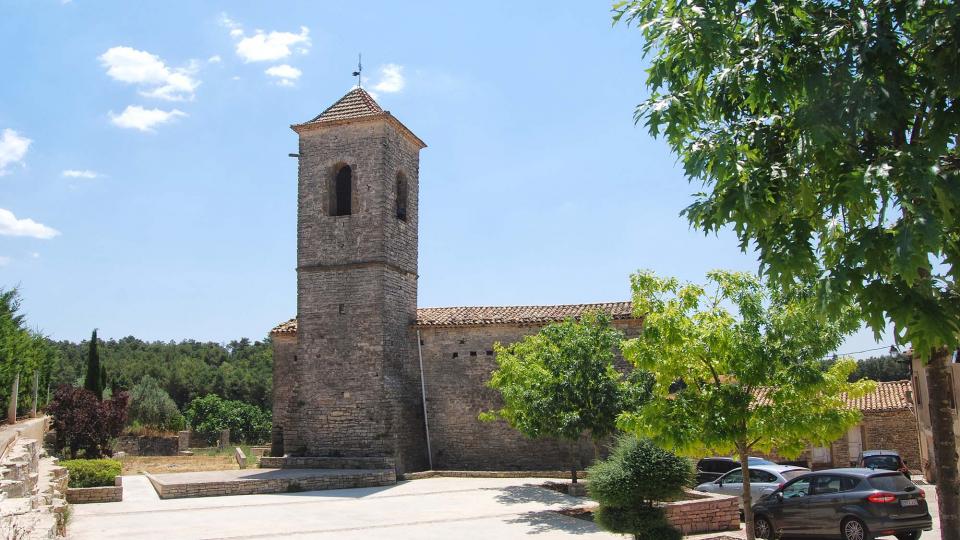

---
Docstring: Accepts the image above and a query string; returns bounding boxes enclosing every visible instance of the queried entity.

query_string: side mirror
[717,480,723,486]
[775,492,784,502]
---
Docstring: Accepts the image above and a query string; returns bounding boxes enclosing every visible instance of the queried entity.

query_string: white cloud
[219,13,244,38]
[0,129,31,176]
[99,46,200,101]
[208,55,222,64]
[0,208,60,239]
[62,169,99,179]
[109,106,186,132]
[0,256,9,266]
[30,252,39,259]
[236,27,310,62]
[265,64,301,86]
[371,64,405,94]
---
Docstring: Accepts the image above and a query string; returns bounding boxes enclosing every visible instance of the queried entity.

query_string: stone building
[270,88,642,474]
[755,380,922,472]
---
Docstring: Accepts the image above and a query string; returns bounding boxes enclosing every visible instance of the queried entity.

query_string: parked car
[694,456,776,484]
[752,468,932,540]
[695,464,809,509]
[859,449,911,478]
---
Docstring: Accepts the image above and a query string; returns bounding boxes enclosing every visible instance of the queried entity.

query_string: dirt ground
[118,447,259,475]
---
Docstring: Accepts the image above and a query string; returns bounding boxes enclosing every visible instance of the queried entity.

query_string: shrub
[184,394,270,444]
[47,385,128,458]
[61,459,121,488]
[588,435,690,540]
[127,375,185,432]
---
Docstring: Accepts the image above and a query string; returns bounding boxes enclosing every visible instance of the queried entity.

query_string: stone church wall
[417,319,642,471]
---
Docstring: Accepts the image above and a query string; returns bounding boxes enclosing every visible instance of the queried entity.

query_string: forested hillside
[48,336,272,410]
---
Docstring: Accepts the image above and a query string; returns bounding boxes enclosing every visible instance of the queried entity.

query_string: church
[269,88,641,474]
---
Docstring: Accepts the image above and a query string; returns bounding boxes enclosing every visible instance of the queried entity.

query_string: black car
[752,468,932,540]
[859,450,911,479]
[695,456,775,485]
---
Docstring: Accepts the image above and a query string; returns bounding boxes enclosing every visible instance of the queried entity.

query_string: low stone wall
[259,456,395,470]
[402,470,586,481]
[66,476,122,504]
[144,469,395,499]
[115,435,180,456]
[662,490,740,535]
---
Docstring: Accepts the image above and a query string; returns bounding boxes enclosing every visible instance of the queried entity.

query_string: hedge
[61,458,121,488]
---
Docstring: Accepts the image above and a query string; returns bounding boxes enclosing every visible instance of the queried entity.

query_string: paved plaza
[68,475,941,539]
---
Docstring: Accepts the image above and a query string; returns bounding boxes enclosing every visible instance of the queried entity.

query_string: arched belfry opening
[396,173,408,221]
[331,164,352,216]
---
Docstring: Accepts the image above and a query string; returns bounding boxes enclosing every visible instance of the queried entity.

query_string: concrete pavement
[68,475,620,539]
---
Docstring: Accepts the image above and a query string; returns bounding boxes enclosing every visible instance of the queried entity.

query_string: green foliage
[588,435,691,506]
[821,354,911,382]
[184,394,270,444]
[484,312,632,442]
[620,270,873,458]
[61,459,121,488]
[0,288,59,415]
[127,375,185,432]
[49,336,273,410]
[84,329,103,399]
[588,435,687,540]
[613,0,960,358]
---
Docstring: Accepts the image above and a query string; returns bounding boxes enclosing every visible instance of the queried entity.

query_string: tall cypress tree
[83,329,102,399]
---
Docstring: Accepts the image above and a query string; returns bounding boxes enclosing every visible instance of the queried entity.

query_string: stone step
[258,456,396,470]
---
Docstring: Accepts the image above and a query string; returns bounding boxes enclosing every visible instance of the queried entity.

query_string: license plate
[901,499,919,507]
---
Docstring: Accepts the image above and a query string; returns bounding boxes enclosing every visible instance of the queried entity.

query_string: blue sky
[0,1,890,355]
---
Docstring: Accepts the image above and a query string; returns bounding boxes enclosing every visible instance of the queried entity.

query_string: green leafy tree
[589,435,690,540]
[84,329,103,399]
[184,394,270,444]
[615,1,959,534]
[481,312,639,483]
[619,270,874,540]
[127,375,185,432]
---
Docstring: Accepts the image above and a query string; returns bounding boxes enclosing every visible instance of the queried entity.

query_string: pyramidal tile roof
[270,302,637,335]
[299,88,384,125]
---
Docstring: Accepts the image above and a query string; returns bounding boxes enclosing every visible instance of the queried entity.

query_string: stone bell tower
[283,88,428,472]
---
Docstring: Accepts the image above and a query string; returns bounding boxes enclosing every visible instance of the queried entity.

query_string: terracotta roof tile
[270,302,636,334]
[298,88,384,125]
[752,380,912,412]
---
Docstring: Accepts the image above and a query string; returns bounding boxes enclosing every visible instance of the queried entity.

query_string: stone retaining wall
[662,489,740,535]
[402,470,586,480]
[259,456,395,470]
[66,476,122,504]
[115,435,180,456]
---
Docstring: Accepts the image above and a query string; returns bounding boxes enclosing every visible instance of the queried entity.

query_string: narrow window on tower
[396,173,408,221]
[330,164,352,216]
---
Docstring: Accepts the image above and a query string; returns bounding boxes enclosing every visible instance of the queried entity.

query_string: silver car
[695,464,810,508]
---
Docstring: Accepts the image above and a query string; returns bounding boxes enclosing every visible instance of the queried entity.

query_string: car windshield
[868,473,916,492]
[781,469,808,481]
[863,455,900,469]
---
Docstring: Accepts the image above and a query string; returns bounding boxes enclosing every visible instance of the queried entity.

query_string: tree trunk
[738,441,755,540]
[7,371,19,425]
[925,346,959,540]
[570,440,579,484]
[30,370,38,418]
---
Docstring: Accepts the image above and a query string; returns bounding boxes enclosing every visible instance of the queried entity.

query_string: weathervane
[352,53,362,88]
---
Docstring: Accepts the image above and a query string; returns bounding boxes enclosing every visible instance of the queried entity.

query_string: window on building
[396,173,408,221]
[914,375,922,406]
[331,165,352,216]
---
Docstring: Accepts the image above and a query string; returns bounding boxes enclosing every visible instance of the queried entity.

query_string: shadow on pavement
[489,484,579,506]
[505,510,599,535]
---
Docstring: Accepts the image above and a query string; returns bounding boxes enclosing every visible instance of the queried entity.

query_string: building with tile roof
[270,88,641,474]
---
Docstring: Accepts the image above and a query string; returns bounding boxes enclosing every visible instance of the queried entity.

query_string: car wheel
[895,532,920,540]
[755,516,775,539]
[841,518,872,540]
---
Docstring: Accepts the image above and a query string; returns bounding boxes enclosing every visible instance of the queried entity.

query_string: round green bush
[588,435,691,507]
[594,505,681,539]
[61,459,121,488]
